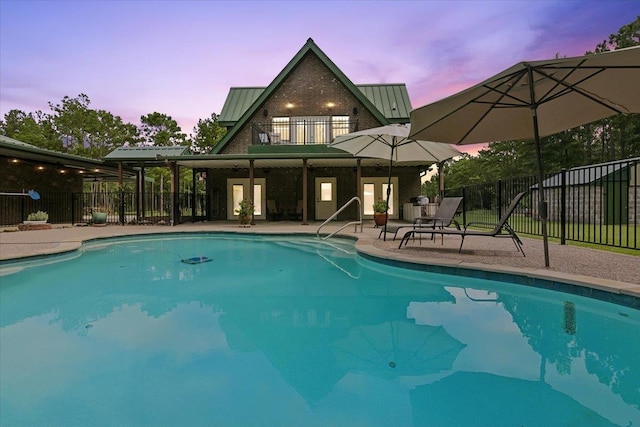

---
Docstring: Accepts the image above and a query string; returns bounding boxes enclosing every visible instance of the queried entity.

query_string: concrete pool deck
[1,221,639,301]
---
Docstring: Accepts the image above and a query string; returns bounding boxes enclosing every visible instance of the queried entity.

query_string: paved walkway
[1,222,639,299]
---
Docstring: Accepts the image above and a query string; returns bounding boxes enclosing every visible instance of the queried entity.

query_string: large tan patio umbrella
[409,46,640,266]
[329,123,461,240]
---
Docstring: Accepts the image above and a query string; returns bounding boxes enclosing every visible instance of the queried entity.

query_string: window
[272,117,290,142]
[332,116,350,140]
[363,183,375,215]
[321,182,333,201]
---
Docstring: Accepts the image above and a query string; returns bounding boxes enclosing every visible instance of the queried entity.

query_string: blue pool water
[0,234,638,426]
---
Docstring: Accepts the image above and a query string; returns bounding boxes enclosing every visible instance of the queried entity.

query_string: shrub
[27,211,48,221]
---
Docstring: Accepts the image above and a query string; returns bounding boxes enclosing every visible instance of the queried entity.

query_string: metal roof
[357,84,412,122]
[103,145,191,161]
[218,84,411,125]
[218,87,265,126]
[0,135,137,179]
[532,158,639,188]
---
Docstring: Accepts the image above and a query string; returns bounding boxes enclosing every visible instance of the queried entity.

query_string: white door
[227,178,266,220]
[315,177,337,220]
[362,177,398,219]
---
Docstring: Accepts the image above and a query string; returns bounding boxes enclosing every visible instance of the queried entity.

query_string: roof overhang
[1,137,137,180]
[168,153,436,170]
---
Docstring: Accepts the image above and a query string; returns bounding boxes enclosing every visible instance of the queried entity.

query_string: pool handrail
[316,196,363,240]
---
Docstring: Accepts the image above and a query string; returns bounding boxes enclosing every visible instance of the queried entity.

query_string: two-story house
[107,38,429,224]
[173,38,429,224]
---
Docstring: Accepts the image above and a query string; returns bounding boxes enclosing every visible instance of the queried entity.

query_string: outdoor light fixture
[37,166,44,171]
[286,102,294,109]
[11,159,19,163]
[352,107,358,115]
[327,102,335,108]
[263,109,268,117]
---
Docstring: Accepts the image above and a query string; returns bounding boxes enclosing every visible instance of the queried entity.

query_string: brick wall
[206,165,422,221]
[221,52,382,155]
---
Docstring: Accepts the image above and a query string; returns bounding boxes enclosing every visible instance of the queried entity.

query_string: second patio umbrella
[329,124,461,240]
[409,46,640,266]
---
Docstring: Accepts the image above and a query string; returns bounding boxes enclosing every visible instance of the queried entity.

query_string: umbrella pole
[383,144,394,241]
[534,135,550,267]
[529,67,550,267]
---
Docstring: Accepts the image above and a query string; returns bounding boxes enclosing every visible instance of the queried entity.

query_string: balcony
[251,118,358,146]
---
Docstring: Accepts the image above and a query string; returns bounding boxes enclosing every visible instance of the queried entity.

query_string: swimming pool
[1,233,638,426]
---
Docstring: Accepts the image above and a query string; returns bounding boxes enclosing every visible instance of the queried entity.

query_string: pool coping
[1,228,639,309]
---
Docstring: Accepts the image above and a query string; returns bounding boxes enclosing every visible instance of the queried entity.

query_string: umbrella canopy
[332,321,466,380]
[329,123,461,163]
[409,46,640,266]
[329,123,461,239]
[410,371,616,425]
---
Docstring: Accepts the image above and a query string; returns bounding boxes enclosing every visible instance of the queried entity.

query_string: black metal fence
[251,118,358,145]
[444,158,639,250]
[0,191,207,226]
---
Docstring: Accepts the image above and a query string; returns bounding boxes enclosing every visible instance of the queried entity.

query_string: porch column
[302,159,308,225]
[140,166,146,220]
[191,168,196,223]
[170,161,178,226]
[356,159,362,218]
[249,159,255,225]
[438,161,445,202]
[118,162,125,224]
[135,168,141,220]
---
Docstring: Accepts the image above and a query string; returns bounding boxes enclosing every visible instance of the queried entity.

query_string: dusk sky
[1,0,638,154]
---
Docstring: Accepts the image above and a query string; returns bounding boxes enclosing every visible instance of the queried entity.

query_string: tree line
[0,93,226,159]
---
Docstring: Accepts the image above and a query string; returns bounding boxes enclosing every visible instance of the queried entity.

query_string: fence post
[71,193,75,225]
[497,180,503,220]
[120,191,125,225]
[462,186,467,226]
[561,168,566,245]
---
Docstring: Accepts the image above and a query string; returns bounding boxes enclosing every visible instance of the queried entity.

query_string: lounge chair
[379,197,463,240]
[398,192,527,256]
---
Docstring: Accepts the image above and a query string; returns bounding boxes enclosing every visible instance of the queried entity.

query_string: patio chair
[379,197,463,240]
[267,200,282,220]
[398,192,527,256]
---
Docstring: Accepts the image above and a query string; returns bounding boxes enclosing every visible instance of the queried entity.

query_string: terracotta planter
[373,212,388,226]
[238,214,251,226]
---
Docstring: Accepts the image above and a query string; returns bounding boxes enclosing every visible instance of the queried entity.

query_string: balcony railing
[251,119,358,146]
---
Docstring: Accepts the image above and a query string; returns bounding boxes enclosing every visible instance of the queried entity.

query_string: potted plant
[91,207,108,226]
[372,199,388,226]
[235,198,254,227]
[25,210,48,224]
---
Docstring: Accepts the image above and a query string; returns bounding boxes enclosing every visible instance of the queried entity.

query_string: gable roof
[212,38,402,154]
